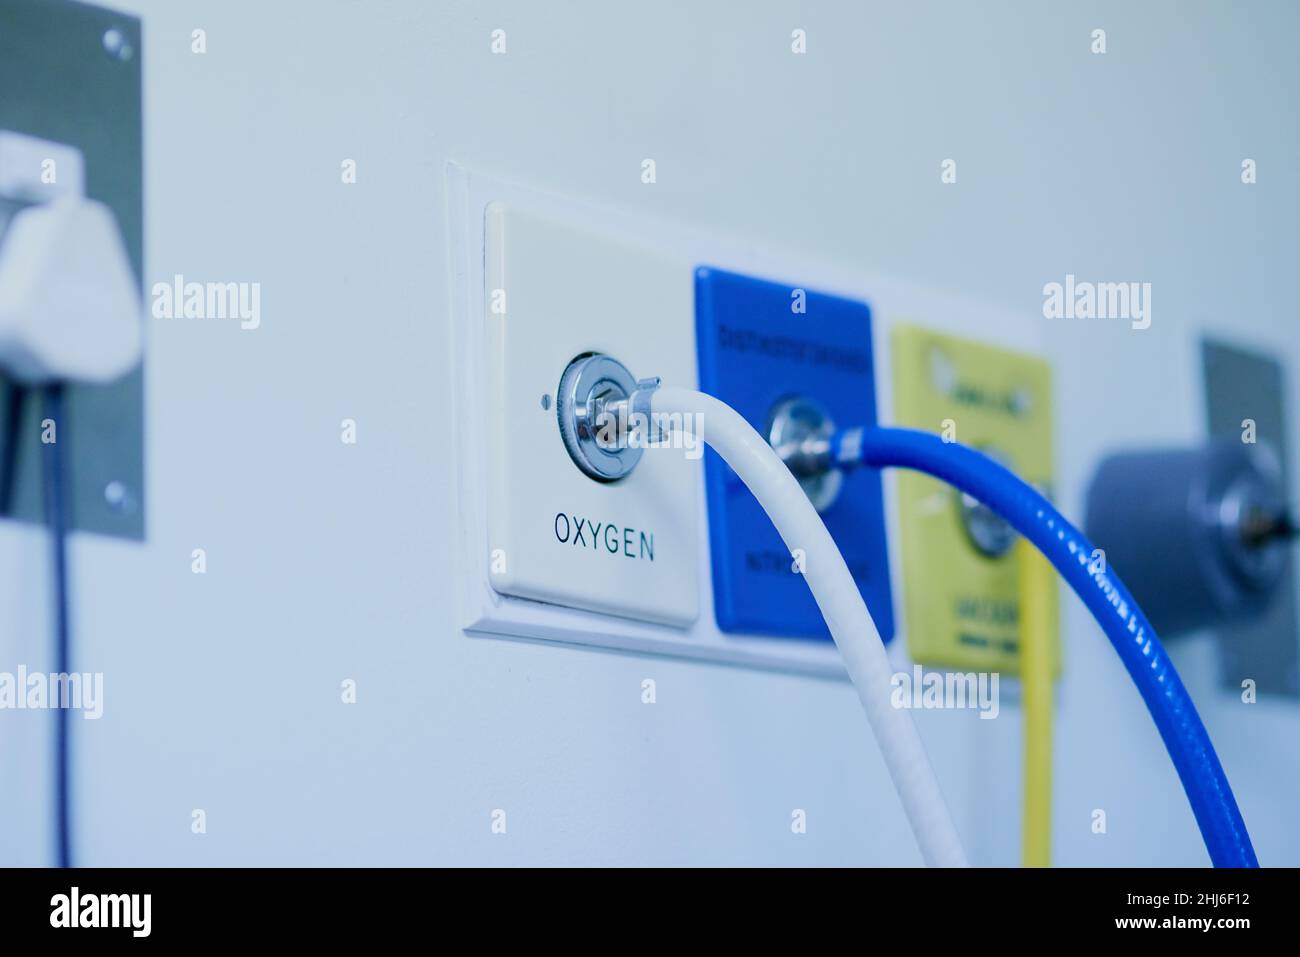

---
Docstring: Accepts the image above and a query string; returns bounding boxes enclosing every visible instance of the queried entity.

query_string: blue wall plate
[694,266,894,642]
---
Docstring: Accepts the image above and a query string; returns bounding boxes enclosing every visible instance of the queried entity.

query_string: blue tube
[833,426,1257,868]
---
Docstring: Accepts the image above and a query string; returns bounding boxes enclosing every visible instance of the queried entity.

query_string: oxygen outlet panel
[481,202,699,627]
[891,326,1058,674]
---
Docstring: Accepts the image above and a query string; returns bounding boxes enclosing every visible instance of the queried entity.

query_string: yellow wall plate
[891,325,1059,676]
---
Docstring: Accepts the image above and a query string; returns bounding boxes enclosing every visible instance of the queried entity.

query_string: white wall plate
[482,201,700,626]
[446,162,1049,675]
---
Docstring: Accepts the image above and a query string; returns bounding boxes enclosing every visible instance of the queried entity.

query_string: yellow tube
[1019,538,1053,867]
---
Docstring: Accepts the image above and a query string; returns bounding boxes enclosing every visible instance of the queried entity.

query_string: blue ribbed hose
[832,425,1258,868]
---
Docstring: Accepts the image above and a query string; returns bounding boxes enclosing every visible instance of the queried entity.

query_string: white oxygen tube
[648,386,968,867]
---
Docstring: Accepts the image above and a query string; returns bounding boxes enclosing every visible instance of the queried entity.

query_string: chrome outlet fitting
[556,353,659,482]
[958,489,1017,559]
[956,445,1017,559]
[768,395,842,513]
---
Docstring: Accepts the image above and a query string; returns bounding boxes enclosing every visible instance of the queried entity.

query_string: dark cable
[0,382,24,514]
[41,384,71,868]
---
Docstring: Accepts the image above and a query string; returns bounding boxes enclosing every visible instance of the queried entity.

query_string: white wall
[2,0,1298,866]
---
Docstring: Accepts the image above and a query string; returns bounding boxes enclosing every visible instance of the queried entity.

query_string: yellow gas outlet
[891,326,1059,675]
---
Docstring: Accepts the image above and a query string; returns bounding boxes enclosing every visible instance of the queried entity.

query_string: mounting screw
[103,480,138,515]
[102,28,134,63]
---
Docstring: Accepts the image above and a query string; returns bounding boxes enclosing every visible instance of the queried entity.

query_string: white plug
[0,196,143,385]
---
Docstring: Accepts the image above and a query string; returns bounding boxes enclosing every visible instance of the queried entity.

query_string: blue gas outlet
[694,267,894,641]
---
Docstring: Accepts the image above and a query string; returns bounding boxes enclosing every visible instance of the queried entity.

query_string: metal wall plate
[1203,339,1299,697]
[0,0,144,540]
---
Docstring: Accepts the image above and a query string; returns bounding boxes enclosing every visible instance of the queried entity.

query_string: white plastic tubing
[651,387,968,867]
